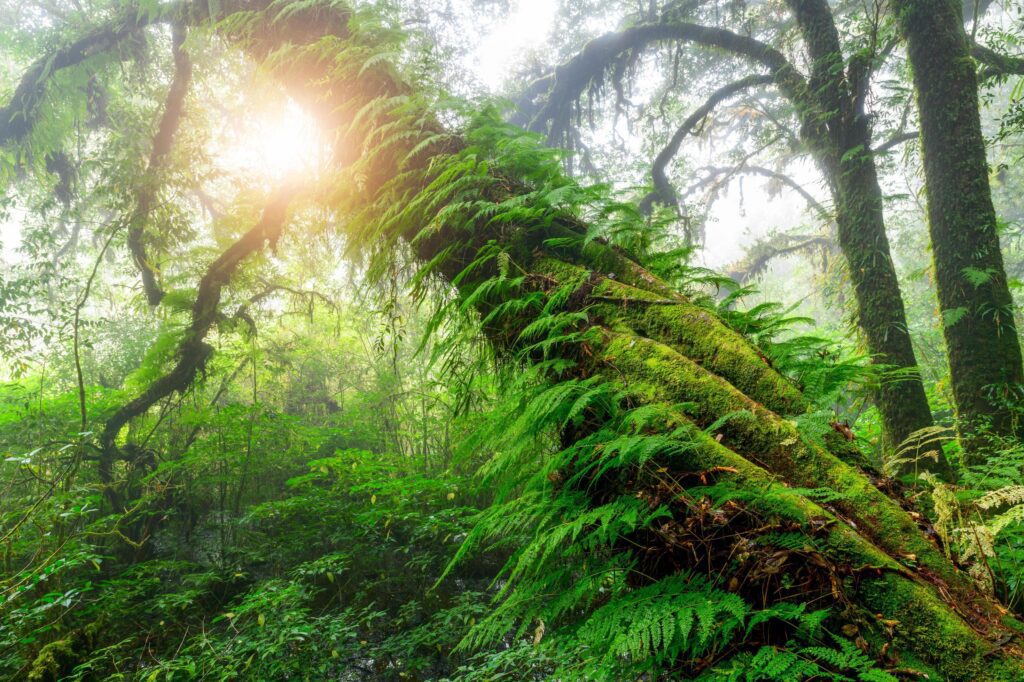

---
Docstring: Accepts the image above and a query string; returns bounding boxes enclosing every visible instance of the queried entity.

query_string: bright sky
[466,0,557,89]
[459,1,812,270]
[214,98,326,185]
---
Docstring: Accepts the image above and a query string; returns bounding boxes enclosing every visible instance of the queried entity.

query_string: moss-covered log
[618,407,1021,681]
[3,0,1023,676]
[254,4,1023,674]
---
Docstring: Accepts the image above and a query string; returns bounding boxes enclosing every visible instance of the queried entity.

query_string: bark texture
[893,0,1024,445]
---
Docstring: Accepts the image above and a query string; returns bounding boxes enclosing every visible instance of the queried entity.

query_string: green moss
[593,278,809,416]
[647,406,894,568]
[533,258,810,417]
[28,637,77,682]
[26,620,102,681]
[627,401,1023,679]
[857,574,1024,682]
[591,329,987,600]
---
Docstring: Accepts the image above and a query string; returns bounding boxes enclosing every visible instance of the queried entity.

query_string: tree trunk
[893,0,1024,446]
[832,124,937,452]
[788,0,936,457]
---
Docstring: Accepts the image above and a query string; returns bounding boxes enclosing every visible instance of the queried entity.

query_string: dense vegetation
[4,0,1024,680]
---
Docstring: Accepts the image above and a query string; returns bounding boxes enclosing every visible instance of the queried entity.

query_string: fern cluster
[702,635,898,682]
[919,437,1024,609]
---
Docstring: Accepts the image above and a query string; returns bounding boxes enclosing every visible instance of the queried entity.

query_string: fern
[576,572,747,667]
[975,485,1024,511]
[699,633,898,681]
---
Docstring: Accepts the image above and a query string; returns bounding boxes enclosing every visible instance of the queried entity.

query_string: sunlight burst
[215,99,327,182]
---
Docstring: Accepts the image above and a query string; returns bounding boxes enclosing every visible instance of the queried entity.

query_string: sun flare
[215,99,327,183]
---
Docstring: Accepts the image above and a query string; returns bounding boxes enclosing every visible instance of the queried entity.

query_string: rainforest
[4,0,1024,679]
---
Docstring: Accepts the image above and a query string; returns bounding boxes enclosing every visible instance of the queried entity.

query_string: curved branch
[638,74,774,214]
[874,130,918,154]
[509,73,555,128]
[99,187,295,496]
[526,22,815,146]
[228,281,337,331]
[689,163,832,222]
[0,24,132,146]
[0,0,210,147]
[128,23,193,307]
[726,233,833,282]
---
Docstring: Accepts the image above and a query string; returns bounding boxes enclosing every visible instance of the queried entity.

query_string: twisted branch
[638,74,775,214]
[99,187,295,498]
[128,22,193,307]
[526,22,818,148]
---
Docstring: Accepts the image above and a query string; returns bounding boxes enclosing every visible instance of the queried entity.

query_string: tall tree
[787,0,936,454]
[892,0,1024,447]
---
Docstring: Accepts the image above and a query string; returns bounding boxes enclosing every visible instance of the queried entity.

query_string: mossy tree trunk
[832,138,936,450]
[788,0,937,456]
[893,0,1024,446]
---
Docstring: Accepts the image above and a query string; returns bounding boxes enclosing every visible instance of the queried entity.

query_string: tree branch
[128,23,193,307]
[99,187,295,498]
[874,130,918,154]
[971,40,1024,79]
[638,74,774,214]
[526,22,815,147]
[0,24,131,146]
[688,163,832,222]
[726,232,833,282]
[0,0,349,150]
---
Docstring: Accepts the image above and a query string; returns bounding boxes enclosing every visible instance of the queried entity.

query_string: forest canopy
[4,0,1024,680]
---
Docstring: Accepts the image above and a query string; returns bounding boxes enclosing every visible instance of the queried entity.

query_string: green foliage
[575,572,749,668]
[922,437,1024,612]
[432,258,886,677]
[701,634,899,682]
[713,290,871,408]
[3,2,1024,681]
